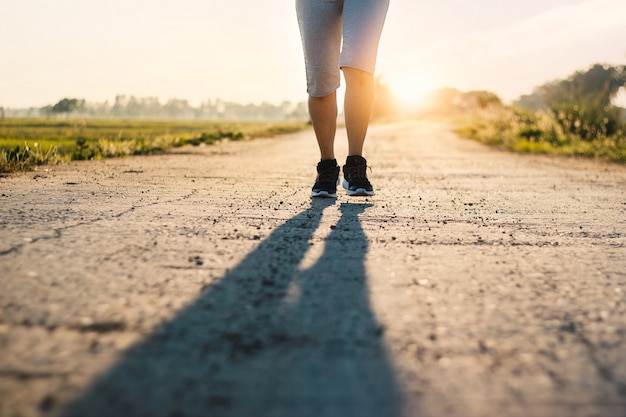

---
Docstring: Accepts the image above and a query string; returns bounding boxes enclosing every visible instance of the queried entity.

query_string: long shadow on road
[62,200,401,417]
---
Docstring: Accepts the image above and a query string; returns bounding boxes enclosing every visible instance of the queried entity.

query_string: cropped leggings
[296,0,389,97]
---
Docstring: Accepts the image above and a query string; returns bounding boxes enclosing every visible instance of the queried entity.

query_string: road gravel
[1,121,625,417]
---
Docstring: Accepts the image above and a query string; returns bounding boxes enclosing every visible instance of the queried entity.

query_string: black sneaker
[311,159,340,198]
[342,155,375,196]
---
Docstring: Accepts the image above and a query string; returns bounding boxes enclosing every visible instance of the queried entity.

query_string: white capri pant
[296,0,389,97]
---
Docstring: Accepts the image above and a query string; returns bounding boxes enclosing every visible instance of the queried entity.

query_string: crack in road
[0,190,200,257]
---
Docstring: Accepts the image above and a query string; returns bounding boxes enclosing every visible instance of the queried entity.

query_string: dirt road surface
[1,121,625,417]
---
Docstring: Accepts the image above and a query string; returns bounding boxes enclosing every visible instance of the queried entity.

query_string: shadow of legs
[62,200,400,417]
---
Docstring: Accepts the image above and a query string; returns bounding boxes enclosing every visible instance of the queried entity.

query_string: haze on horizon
[1,0,625,109]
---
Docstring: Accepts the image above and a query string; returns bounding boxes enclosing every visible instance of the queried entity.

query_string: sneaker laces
[345,163,370,179]
[318,166,339,183]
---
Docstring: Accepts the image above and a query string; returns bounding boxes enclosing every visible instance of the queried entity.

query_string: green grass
[0,118,308,173]
[455,107,626,164]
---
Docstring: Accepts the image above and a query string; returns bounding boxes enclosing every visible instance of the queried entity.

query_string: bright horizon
[2,0,625,109]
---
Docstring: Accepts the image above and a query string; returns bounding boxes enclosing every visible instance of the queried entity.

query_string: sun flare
[388,76,435,108]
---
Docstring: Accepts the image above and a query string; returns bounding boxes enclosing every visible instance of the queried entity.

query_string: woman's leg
[343,67,374,157]
[295,0,343,161]
[340,0,389,156]
[308,92,338,160]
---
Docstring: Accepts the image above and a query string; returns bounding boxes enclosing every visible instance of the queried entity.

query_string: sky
[1,0,625,108]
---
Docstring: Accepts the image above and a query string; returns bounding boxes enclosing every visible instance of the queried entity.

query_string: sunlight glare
[388,75,434,108]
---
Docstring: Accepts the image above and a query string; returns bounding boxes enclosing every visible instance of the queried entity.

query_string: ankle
[345,155,366,166]
[318,158,338,170]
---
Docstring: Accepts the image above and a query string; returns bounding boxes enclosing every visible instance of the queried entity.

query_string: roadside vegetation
[456,105,626,163]
[0,119,308,173]
[454,64,626,163]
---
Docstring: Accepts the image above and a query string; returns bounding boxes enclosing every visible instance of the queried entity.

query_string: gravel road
[1,121,625,417]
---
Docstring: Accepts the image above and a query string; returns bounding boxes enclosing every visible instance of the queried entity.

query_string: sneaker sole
[311,177,340,198]
[311,190,337,198]
[342,180,375,196]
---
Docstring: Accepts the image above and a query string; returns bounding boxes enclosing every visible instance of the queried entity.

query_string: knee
[306,69,341,98]
[309,92,335,103]
[342,67,374,89]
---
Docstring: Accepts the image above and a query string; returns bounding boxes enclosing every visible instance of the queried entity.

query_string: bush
[541,64,626,140]
[1,142,60,172]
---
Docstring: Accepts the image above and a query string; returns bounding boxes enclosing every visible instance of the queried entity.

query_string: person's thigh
[340,0,389,74]
[296,0,343,96]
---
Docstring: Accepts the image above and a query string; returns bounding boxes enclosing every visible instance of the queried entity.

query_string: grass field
[0,118,308,173]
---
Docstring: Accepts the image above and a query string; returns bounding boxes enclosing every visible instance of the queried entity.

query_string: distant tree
[545,64,626,99]
[126,96,143,118]
[539,64,626,139]
[51,98,85,116]
[164,98,193,119]
[111,95,128,118]
[0,107,4,119]
[458,90,502,109]
[40,105,53,118]
[513,91,547,112]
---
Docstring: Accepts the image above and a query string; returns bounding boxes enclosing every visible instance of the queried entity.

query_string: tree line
[3,96,309,121]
